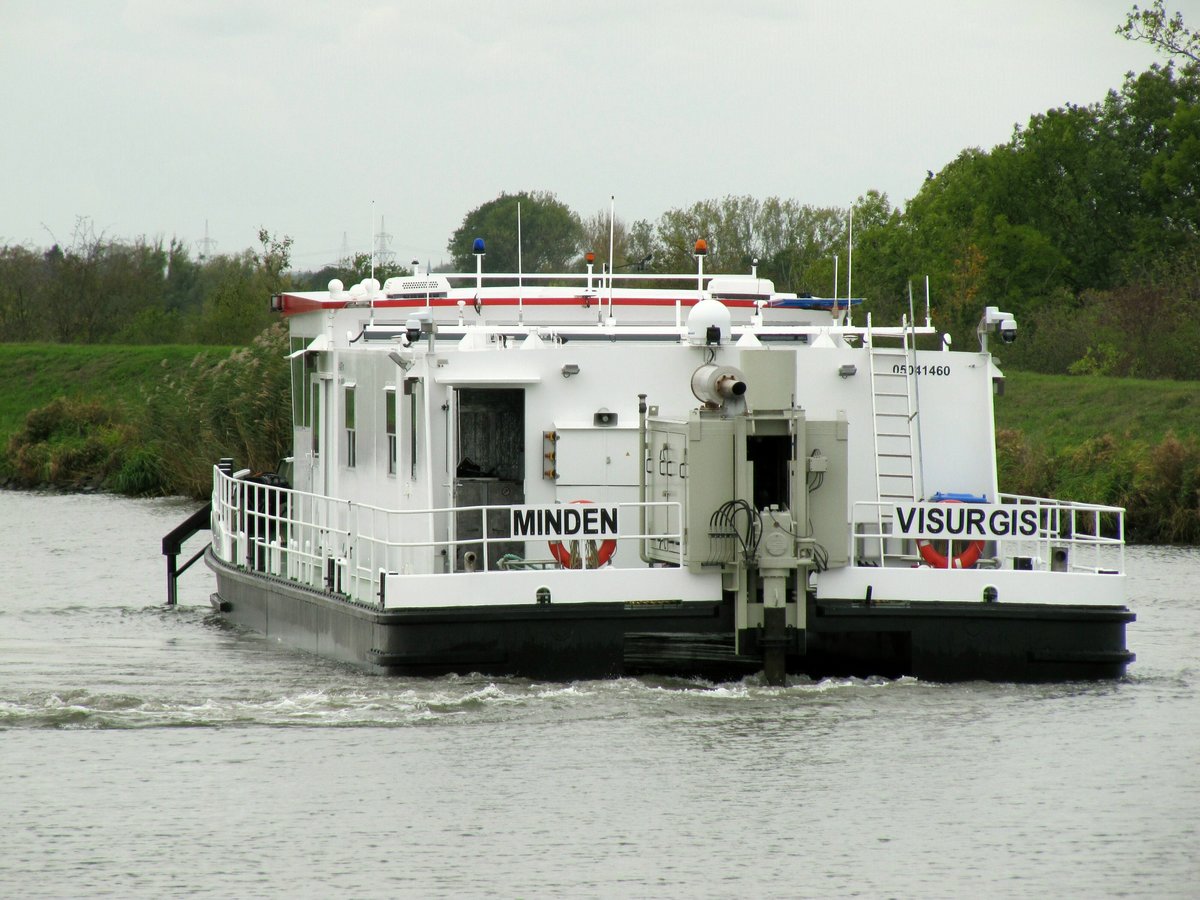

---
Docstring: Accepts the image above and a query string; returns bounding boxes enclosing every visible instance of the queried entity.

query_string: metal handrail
[211,468,685,605]
[849,495,1125,575]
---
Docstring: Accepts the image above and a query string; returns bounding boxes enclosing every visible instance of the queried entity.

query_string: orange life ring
[548,500,617,569]
[917,498,985,569]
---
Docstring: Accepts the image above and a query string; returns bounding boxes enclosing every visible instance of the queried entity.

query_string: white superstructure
[200,249,1131,682]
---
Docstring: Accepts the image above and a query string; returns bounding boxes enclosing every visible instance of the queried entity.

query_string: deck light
[561,364,580,378]
[472,237,486,254]
[585,251,595,264]
[839,364,857,378]
[694,239,708,256]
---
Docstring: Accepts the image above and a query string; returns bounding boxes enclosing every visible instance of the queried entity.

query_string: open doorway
[454,388,525,570]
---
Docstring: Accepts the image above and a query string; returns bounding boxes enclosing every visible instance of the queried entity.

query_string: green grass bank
[0,344,232,447]
[2,341,1198,542]
[995,370,1200,452]
[0,328,289,497]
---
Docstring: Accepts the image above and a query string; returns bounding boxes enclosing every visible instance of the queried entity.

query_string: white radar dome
[686,297,732,345]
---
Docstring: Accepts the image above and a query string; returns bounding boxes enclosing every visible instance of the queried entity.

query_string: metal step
[869,344,919,505]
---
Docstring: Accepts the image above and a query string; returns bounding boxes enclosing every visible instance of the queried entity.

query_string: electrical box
[643,416,729,567]
[554,426,639,486]
[804,416,849,569]
[644,408,846,572]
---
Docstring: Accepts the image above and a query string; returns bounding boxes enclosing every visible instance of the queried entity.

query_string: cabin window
[290,338,306,424]
[344,385,357,468]
[311,381,321,455]
[405,377,420,479]
[290,340,319,428]
[385,387,397,476]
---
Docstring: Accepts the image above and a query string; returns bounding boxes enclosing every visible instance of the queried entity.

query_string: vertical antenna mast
[924,274,932,327]
[607,195,616,319]
[834,254,839,316]
[370,200,376,282]
[847,206,854,326]
[517,200,523,324]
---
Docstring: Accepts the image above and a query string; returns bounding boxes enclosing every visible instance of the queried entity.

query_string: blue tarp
[769,297,863,310]
[930,491,989,504]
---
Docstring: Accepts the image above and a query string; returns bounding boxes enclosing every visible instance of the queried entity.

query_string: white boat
[168,242,1133,682]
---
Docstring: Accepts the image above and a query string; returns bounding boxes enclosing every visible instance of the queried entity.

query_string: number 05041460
[892,364,951,376]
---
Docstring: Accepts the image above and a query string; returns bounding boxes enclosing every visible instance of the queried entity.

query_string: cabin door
[452,388,525,571]
[309,375,333,498]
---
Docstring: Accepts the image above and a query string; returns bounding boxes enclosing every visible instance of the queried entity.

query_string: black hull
[207,552,1134,683]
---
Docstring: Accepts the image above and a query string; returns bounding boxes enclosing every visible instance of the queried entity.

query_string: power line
[197,219,217,261]
[375,216,395,266]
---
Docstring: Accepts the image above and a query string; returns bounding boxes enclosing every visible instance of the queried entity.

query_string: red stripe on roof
[275,294,759,315]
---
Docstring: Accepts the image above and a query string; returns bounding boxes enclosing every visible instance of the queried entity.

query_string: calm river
[1,490,1197,898]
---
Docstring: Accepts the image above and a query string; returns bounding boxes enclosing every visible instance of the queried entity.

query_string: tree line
[3,3,1197,376]
[0,224,409,347]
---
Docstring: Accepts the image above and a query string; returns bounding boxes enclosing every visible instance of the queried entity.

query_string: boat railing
[849,493,1125,575]
[211,467,684,606]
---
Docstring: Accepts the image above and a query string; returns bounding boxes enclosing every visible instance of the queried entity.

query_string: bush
[5,397,131,489]
[111,447,168,495]
[999,426,1200,543]
[2,325,290,498]
[136,322,291,497]
[1127,433,1200,543]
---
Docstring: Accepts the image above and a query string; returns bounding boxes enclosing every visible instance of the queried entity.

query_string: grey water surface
[1,490,1197,899]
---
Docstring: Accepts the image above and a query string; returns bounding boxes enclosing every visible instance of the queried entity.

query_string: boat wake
[0,671,930,731]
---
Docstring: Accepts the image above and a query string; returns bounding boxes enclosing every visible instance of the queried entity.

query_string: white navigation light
[686,298,732,346]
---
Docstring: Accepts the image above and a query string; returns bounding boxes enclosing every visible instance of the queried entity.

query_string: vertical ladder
[867,323,921,506]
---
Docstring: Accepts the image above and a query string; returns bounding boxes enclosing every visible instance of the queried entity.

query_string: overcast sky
[0,0,1188,270]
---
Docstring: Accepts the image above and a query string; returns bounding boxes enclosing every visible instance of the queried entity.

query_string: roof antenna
[517,200,524,324]
[833,253,839,321]
[847,206,854,327]
[607,194,616,322]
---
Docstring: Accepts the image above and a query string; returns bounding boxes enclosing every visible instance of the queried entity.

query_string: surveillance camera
[999,320,1017,344]
[405,317,422,344]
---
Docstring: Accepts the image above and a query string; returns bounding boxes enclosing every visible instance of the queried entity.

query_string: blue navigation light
[472,237,486,254]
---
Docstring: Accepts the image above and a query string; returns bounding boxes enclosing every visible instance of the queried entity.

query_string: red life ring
[548,500,617,569]
[917,498,985,569]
